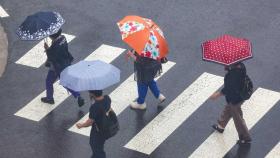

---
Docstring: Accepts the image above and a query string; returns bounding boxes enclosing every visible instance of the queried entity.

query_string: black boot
[41,97,55,104]
[77,96,85,107]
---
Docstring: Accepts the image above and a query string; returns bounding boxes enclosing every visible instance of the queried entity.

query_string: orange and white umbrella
[117,15,168,60]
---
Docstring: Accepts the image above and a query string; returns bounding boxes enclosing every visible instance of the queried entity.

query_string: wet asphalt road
[1,0,280,158]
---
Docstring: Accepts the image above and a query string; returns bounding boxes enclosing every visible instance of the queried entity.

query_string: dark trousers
[90,129,106,158]
[46,70,80,99]
[137,80,160,104]
[218,103,251,141]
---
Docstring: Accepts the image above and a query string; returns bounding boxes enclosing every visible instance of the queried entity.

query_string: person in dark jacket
[210,62,252,144]
[127,49,166,110]
[41,29,84,107]
[76,90,110,158]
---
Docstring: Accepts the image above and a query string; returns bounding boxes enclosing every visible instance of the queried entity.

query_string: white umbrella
[60,60,120,91]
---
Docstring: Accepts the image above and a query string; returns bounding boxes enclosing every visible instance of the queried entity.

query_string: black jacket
[221,63,246,105]
[134,56,162,84]
[46,35,73,74]
[89,95,111,130]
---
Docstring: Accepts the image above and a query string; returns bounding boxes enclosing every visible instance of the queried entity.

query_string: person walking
[76,90,110,158]
[210,62,252,144]
[127,50,166,110]
[41,29,84,106]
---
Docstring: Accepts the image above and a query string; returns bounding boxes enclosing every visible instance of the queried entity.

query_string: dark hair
[88,90,103,97]
[160,57,168,63]
[49,29,62,39]
[224,62,246,72]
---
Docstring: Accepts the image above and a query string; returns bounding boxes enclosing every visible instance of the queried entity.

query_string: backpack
[240,75,253,100]
[97,108,119,140]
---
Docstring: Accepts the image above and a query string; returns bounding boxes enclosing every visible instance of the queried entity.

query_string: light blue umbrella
[60,60,120,91]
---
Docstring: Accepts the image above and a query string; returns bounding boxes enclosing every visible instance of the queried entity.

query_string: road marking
[0,5,9,17]
[14,82,71,121]
[124,72,224,155]
[265,142,280,158]
[15,34,75,68]
[14,44,125,121]
[84,44,125,61]
[69,61,176,136]
[189,88,280,158]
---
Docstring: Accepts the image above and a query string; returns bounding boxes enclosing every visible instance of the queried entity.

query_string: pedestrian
[127,49,166,110]
[76,90,111,158]
[41,29,84,107]
[210,62,252,144]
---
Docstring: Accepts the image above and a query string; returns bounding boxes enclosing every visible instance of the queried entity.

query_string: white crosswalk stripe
[189,88,280,158]
[83,44,125,61]
[0,5,9,17]
[14,44,125,121]
[69,61,176,136]
[265,142,280,158]
[14,81,71,121]
[15,34,75,68]
[124,72,224,155]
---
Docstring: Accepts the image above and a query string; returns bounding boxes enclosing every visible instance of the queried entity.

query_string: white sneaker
[130,101,147,110]
[158,94,166,104]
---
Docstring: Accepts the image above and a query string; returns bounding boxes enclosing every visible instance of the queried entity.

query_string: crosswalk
[14,44,125,121]
[189,88,280,158]
[0,2,278,157]
[69,61,176,136]
[0,5,9,18]
[125,72,224,154]
[266,142,280,158]
[15,34,75,68]
[9,26,280,158]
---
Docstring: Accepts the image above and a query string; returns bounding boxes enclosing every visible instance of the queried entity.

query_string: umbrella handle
[126,50,137,61]
[44,38,50,45]
[43,38,50,51]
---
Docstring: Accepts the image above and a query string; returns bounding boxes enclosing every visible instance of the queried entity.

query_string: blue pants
[137,80,160,104]
[46,70,80,99]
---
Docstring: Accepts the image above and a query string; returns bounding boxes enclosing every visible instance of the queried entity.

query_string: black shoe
[41,97,55,104]
[77,96,85,107]
[237,139,252,145]
[212,124,224,133]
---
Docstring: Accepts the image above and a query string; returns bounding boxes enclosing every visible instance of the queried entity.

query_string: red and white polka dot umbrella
[202,34,252,65]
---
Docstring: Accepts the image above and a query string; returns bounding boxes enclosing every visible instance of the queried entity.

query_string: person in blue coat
[41,29,84,107]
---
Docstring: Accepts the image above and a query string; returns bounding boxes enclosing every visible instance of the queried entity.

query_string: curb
[0,22,8,78]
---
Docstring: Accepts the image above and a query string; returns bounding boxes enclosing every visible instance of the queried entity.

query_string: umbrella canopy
[117,15,169,60]
[60,60,120,91]
[16,11,65,41]
[202,34,252,65]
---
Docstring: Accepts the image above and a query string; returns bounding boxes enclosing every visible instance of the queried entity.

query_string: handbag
[96,108,119,140]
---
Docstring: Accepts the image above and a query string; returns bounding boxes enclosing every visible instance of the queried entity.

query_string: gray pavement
[1,0,280,158]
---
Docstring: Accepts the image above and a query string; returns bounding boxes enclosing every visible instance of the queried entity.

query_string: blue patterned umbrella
[16,11,65,41]
[60,60,121,91]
